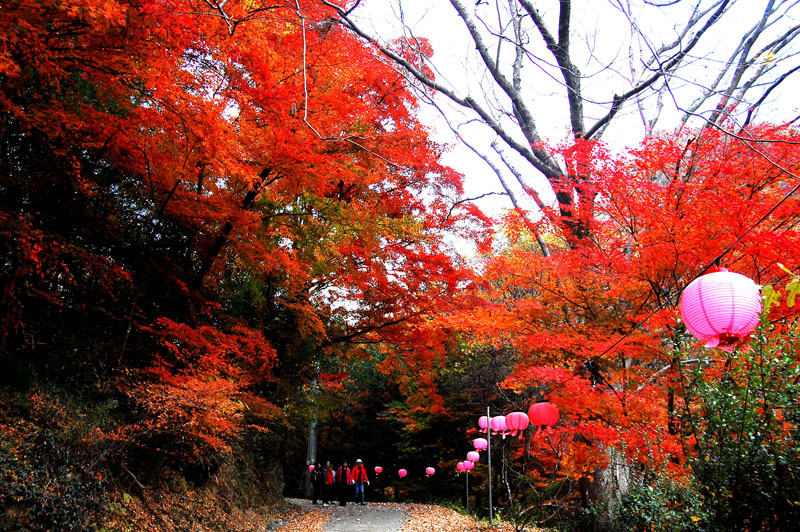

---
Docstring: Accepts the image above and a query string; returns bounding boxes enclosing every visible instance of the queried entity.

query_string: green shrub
[676,319,800,531]
[612,472,707,532]
[0,431,106,531]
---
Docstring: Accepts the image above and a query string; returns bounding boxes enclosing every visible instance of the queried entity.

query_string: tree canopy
[1,1,799,531]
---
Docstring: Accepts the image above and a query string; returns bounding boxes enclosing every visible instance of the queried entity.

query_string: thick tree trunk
[304,418,318,499]
[587,448,631,521]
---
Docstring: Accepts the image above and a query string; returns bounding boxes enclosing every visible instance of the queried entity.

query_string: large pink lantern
[679,268,762,352]
[398,469,407,478]
[528,402,559,433]
[490,415,508,438]
[505,412,529,439]
[473,438,488,451]
[463,460,474,471]
[374,466,383,474]
[478,415,489,433]
[308,465,315,471]
[467,451,480,463]
[426,467,436,477]
[457,461,465,472]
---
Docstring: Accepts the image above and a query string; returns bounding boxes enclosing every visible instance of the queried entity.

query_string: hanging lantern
[374,466,383,474]
[490,415,508,438]
[463,460,474,471]
[478,415,489,433]
[528,402,559,434]
[398,469,407,478]
[457,461,465,472]
[679,267,762,352]
[308,465,315,471]
[505,412,529,439]
[473,438,488,451]
[467,451,480,463]
[426,467,436,477]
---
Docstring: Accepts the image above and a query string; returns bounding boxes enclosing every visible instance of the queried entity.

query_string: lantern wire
[562,135,800,400]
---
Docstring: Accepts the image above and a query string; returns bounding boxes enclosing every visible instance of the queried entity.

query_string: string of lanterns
[451,402,561,523]
[313,269,763,506]
[449,265,764,519]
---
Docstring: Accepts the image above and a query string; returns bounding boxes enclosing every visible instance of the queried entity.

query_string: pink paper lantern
[478,415,489,433]
[467,451,480,463]
[473,438,488,451]
[374,466,383,474]
[490,415,508,438]
[457,461,465,472]
[505,411,529,439]
[308,465,315,471]
[679,268,762,352]
[398,469,407,478]
[463,460,474,471]
[528,402,559,433]
[426,467,435,477]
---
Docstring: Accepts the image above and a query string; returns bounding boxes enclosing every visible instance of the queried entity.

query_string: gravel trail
[279,498,518,532]
[323,503,407,532]
[280,499,407,532]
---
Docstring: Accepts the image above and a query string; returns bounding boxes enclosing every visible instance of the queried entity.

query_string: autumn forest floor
[271,498,523,532]
[95,489,527,532]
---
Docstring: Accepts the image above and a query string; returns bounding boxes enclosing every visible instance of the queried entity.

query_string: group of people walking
[310,459,370,506]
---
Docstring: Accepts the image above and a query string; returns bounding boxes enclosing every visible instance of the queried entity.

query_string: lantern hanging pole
[465,470,469,512]
[487,405,493,524]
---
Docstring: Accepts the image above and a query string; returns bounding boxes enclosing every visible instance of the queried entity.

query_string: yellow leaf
[762,284,781,311]
[786,278,800,308]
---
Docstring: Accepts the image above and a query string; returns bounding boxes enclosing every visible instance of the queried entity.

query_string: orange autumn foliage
[0,0,487,474]
[430,124,800,486]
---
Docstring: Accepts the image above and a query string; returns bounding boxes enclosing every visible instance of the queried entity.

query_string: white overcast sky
[348,0,800,221]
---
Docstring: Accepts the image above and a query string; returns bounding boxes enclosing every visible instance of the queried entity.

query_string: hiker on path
[323,460,335,506]
[336,460,352,507]
[310,462,324,504]
[351,459,369,505]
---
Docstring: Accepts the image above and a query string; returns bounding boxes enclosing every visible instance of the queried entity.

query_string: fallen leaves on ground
[271,506,328,532]
[98,492,308,532]
[402,503,521,532]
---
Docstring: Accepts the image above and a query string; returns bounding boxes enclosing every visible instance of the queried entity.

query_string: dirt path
[322,503,407,532]
[275,498,518,532]
[276,499,407,532]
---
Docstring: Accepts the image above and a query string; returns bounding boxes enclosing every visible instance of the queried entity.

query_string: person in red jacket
[351,459,369,505]
[336,460,352,507]
[323,460,335,506]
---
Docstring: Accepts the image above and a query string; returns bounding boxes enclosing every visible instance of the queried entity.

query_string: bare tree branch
[321,0,565,185]
[585,0,732,139]
[326,0,799,241]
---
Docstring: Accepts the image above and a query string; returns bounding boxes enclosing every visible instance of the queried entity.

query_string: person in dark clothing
[336,460,352,506]
[322,460,335,506]
[310,462,324,504]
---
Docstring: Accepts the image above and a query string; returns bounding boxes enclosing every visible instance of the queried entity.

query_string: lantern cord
[705,181,800,274]
[573,174,800,398]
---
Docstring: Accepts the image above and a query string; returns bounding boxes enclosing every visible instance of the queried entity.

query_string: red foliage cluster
[441,124,800,486]
[0,0,488,477]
